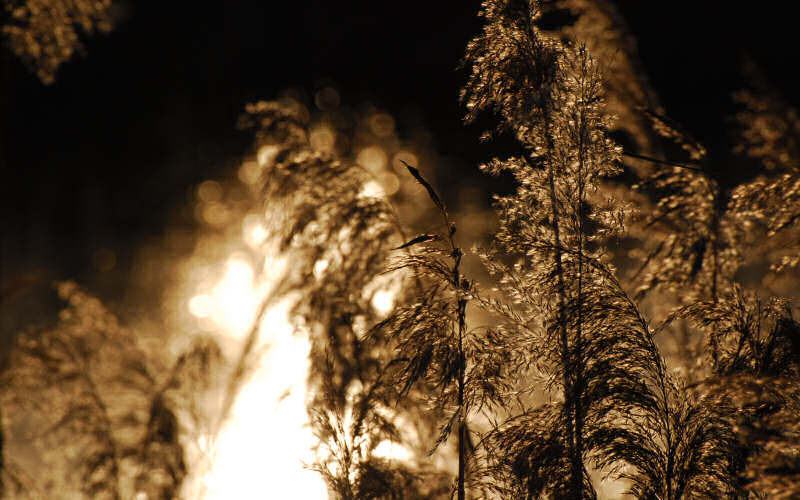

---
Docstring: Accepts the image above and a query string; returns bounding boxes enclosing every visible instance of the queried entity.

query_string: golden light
[175,104,419,499]
[188,294,213,318]
[198,180,224,203]
[309,126,336,153]
[378,171,400,196]
[183,216,329,499]
[257,144,280,167]
[202,297,328,500]
[357,145,387,172]
[313,258,330,279]
[373,440,413,462]
[201,202,231,227]
[207,257,258,336]
[371,289,395,315]
[242,214,268,248]
[238,160,261,185]
[359,180,385,199]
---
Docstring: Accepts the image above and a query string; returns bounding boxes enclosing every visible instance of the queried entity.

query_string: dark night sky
[2,0,798,298]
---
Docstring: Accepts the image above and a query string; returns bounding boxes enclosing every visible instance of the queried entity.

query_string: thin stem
[440,194,467,500]
[622,151,705,172]
[542,113,577,496]
[454,246,467,500]
[574,75,586,500]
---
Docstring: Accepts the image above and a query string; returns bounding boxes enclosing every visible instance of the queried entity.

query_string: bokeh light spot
[202,203,231,226]
[369,113,395,138]
[238,160,261,185]
[309,126,336,153]
[371,289,395,315]
[198,180,223,203]
[379,171,400,196]
[242,214,268,248]
[357,146,387,173]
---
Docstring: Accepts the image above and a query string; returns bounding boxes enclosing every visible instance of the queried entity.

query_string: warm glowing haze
[186,223,329,499]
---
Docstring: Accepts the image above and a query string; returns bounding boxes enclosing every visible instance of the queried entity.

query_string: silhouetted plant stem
[456,249,466,500]
[437,172,468,500]
[573,77,594,500]
[441,225,468,500]
[621,151,704,171]
[546,143,580,498]
[394,160,474,499]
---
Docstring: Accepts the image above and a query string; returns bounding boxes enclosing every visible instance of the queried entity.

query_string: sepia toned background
[1,1,800,498]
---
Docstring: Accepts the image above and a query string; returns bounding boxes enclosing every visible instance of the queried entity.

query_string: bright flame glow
[187,250,329,499]
[359,180,385,199]
[202,299,328,500]
[188,294,213,318]
[372,440,413,462]
[371,289,395,315]
[189,257,258,336]
[242,214,268,248]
